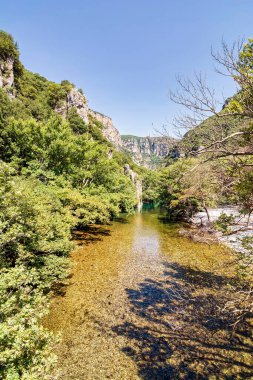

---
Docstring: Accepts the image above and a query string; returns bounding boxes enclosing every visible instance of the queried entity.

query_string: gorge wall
[121,135,178,168]
[0,56,14,88]
[52,86,177,168]
[89,109,122,148]
[53,89,122,149]
[55,87,89,124]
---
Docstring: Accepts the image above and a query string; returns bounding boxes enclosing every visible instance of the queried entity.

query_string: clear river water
[45,210,253,380]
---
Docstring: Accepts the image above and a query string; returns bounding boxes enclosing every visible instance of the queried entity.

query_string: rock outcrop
[121,135,178,168]
[0,56,14,89]
[89,109,122,148]
[54,91,122,148]
[55,88,89,124]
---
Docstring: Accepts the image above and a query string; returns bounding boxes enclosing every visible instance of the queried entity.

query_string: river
[45,210,253,379]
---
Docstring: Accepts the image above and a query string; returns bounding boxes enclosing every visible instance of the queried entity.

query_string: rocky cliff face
[0,56,16,98]
[54,90,122,148]
[121,135,178,168]
[0,56,14,88]
[89,109,122,148]
[55,88,89,124]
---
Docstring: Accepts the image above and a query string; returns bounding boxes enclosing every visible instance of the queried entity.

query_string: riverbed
[45,211,253,379]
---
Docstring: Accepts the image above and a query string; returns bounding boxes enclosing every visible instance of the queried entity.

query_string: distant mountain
[121,135,179,168]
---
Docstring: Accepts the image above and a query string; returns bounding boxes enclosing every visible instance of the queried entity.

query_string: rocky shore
[183,207,253,253]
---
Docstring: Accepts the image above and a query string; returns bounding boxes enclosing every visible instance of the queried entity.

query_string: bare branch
[195,131,253,155]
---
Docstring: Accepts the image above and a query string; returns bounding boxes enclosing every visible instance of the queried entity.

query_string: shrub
[214,212,235,234]
[0,162,73,378]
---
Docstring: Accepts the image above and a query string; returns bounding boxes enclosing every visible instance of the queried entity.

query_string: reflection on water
[45,211,253,380]
[132,213,161,258]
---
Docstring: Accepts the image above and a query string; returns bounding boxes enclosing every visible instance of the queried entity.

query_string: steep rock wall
[121,135,178,168]
[0,56,14,88]
[89,109,122,148]
[55,88,89,124]
[55,92,122,149]
[0,56,16,99]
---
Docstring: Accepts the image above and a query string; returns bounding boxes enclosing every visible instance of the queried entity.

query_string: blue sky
[1,0,253,136]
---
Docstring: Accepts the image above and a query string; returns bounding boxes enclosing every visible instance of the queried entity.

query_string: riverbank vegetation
[0,31,138,380]
[142,38,253,327]
[143,39,253,237]
[1,30,253,379]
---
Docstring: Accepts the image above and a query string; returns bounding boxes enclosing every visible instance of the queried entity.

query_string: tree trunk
[203,205,210,223]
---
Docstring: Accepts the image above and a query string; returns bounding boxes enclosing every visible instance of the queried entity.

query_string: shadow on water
[113,262,253,379]
[72,225,111,245]
[112,215,130,224]
[73,215,130,246]
[73,214,130,246]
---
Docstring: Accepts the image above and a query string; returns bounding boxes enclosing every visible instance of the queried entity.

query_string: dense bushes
[0,32,138,379]
[0,31,23,81]
[0,167,73,267]
[0,163,73,379]
[0,112,137,379]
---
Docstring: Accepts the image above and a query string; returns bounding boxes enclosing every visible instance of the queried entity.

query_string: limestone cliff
[0,56,14,88]
[89,109,122,148]
[121,135,178,168]
[55,87,89,124]
[0,55,16,99]
[54,89,122,148]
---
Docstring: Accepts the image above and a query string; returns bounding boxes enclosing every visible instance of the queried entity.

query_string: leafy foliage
[0,162,73,379]
[154,159,201,220]
[0,32,138,379]
[0,31,23,81]
[214,213,235,234]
